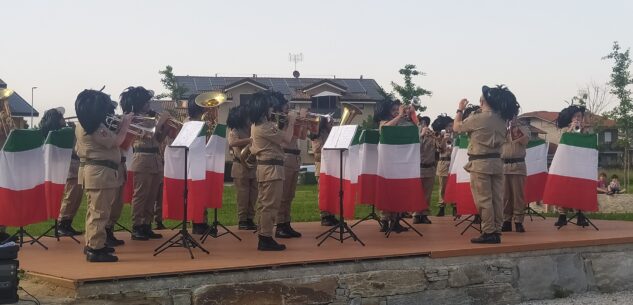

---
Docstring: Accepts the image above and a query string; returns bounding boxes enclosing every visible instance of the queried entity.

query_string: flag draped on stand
[318,128,362,219]
[445,135,478,215]
[162,122,208,222]
[442,144,460,205]
[543,133,599,211]
[122,147,134,204]
[357,129,379,205]
[0,130,47,227]
[375,125,425,213]
[524,139,549,203]
[202,124,227,209]
[43,128,74,219]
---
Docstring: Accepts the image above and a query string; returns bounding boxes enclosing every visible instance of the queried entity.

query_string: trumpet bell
[0,88,14,100]
[195,91,227,108]
[339,103,362,126]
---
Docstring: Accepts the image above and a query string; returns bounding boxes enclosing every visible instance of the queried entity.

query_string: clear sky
[2,0,633,123]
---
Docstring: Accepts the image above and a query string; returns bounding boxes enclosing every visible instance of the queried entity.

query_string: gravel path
[518,291,633,305]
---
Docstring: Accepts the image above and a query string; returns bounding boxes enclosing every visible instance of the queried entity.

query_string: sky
[2,0,633,124]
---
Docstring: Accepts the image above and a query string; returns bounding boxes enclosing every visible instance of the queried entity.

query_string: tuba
[195,91,226,136]
[339,103,362,125]
[0,88,16,138]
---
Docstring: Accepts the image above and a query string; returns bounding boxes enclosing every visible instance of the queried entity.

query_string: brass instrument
[270,111,332,140]
[195,91,226,136]
[339,103,362,126]
[133,113,183,139]
[238,143,257,169]
[0,88,16,138]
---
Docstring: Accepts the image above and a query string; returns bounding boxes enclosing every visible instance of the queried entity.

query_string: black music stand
[557,211,598,231]
[454,214,482,235]
[4,227,47,249]
[31,220,80,245]
[524,203,546,221]
[351,204,381,228]
[154,146,209,259]
[200,208,241,243]
[384,215,423,238]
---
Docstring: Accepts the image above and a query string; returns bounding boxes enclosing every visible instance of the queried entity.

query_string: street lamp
[31,86,37,128]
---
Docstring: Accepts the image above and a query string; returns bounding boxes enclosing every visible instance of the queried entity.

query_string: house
[173,75,385,164]
[0,78,39,129]
[519,111,619,167]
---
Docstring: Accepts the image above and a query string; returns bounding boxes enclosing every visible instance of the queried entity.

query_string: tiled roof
[520,111,615,128]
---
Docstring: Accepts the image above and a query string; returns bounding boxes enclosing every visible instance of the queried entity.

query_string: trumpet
[104,114,155,138]
[133,112,183,139]
[270,111,332,140]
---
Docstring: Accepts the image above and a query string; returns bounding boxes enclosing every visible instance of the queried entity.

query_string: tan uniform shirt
[251,120,285,182]
[131,119,163,174]
[501,126,530,175]
[435,137,452,177]
[455,110,507,175]
[75,123,121,189]
[419,131,437,178]
[67,149,80,179]
[229,127,256,179]
[282,138,301,171]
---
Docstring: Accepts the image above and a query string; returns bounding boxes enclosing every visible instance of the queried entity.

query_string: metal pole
[30,87,37,128]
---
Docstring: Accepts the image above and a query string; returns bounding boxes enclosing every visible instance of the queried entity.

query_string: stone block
[517,256,556,300]
[587,251,633,292]
[597,194,633,213]
[341,270,427,298]
[448,265,488,288]
[172,294,191,305]
[553,254,588,294]
[465,283,521,305]
[387,289,472,305]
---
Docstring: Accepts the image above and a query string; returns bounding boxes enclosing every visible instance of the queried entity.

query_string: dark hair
[227,105,249,130]
[599,172,607,178]
[249,91,276,124]
[556,105,586,128]
[431,114,454,132]
[75,89,113,134]
[187,94,205,119]
[308,116,332,140]
[374,99,396,123]
[463,104,481,120]
[120,86,153,114]
[482,85,520,121]
[419,116,431,127]
[39,108,65,137]
[270,91,289,112]
[611,174,619,179]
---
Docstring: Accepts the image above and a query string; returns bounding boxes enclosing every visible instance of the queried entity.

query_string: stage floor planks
[17,217,633,287]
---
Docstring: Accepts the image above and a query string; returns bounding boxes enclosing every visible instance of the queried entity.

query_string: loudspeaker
[0,260,18,304]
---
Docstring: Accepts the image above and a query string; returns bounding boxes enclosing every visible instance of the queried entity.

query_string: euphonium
[239,143,256,169]
[195,91,226,136]
[339,103,362,126]
[0,88,16,137]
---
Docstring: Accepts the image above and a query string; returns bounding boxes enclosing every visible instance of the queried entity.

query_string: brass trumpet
[270,111,331,140]
[104,114,155,138]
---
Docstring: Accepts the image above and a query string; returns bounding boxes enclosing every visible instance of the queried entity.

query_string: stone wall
[597,194,633,213]
[59,243,633,305]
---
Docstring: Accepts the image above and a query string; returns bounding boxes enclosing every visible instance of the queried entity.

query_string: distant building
[0,78,39,128]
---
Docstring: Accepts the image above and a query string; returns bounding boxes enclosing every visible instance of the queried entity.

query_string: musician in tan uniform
[249,91,296,251]
[500,118,530,233]
[453,85,520,244]
[272,92,303,238]
[75,89,132,262]
[120,87,168,241]
[104,147,128,247]
[413,116,435,224]
[431,115,455,217]
[227,105,257,230]
[308,117,339,226]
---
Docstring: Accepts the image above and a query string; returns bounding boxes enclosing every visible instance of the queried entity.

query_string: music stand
[200,208,241,243]
[454,214,482,235]
[31,220,80,245]
[3,227,47,249]
[154,146,209,259]
[114,222,132,233]
[557,211,598,231]
[351,204,381,228]
[525,205,546,221]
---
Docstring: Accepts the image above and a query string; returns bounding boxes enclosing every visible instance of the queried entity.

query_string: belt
[468,153,501,161]
[133,147,159,154]
[79,159,119,171]
[420,162,436,168]
[257,159,284,166]
[71,153,80,161]
[121,157,127,163]
[503,158,525,164]
[283,148,301,155]
[439,157,451,161]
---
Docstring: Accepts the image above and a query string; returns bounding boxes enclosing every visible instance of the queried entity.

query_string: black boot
[413,215,432,224]
[576,213,589,227]
[501,221,513,232]
[436,205,446,217]
[389,219,409,233]
[144,224,162,239]
[473,215,482,224]
[257,235,286,251]
[471,233,501,244]
[239,220,257,230]
[105,227,125,247]
[554,214,567,227]
[321,215,339,226]
[515,222,526,233]
[192,223,210,235]
[154,221,167,230]
[451,204,457,217]
[131,225,149,241]
[58,219,83,236]
[275,222,301,238]
[86,247,118,262]
[401,212,412,219]
[379,220,389,232]
[84,246,115,254]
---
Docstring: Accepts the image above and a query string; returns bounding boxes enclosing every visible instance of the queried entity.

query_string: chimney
[360,75,363,79]
[253,74,257,78]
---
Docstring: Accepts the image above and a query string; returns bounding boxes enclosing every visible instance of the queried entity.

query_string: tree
[376,85,396,101]
[603,41,633,190]
[390,64,432,112]
[156,65,188,101]
[566,81,613,127]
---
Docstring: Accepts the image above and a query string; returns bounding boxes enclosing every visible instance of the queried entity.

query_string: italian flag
[524,139,548,203]
[0,129,48,227]
[202,124,226,209]
[543,133,598,211]
[318,128,362,219]
[451,135,477,215]
[122,147,134,204]
[442,144,460,204]
[162,122,208,222]
[374,125,425,213]
[43,128,74,219]
[357,129,379,205]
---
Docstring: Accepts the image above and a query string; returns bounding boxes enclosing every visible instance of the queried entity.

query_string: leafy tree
[565,82,613,128]
[390,64,432,112]
[156,65,188,101]
[376,85,396,101]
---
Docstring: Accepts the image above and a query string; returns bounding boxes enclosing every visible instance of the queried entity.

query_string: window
[604,131,612,144]
[310,96,338,114]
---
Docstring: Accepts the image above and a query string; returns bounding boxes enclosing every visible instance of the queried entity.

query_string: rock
[172,294,191,305]
[517,256,557,300]
[597,194,633,213]
[465,283,522,305]
[341,270,427,298]
[387,288,472,305]
[587,251,633,293]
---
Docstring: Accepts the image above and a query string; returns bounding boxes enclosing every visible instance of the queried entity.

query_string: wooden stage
[18,216,633,288]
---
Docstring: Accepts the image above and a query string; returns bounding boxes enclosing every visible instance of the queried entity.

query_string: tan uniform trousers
[154,182,163,224]
[58,178,84,221]
[256,180,283,237]
[277,167,298,224]
[85,187,117,249]
[414,177,434,216]
[503,174,526,223]
[235,177,257,222]
[470,172,504,234]
[438,176,449,205]
[132,172,162,226]
[107,184,125,228]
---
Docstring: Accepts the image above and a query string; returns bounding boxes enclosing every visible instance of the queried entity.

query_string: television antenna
[289,53,303,78]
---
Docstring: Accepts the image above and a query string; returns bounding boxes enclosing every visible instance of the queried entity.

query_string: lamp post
[30,86,37,128]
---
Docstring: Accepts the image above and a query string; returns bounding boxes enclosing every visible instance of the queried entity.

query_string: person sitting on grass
[597,172,608,194]
[607,174,623,195]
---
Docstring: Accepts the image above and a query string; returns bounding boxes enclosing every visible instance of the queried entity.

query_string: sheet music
[323,125,358,150]
[171,121,205,147]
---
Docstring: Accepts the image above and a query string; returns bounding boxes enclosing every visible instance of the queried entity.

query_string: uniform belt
[79,159,119,170]
[439,157,451,161]
[257,159,284,166]
[233,157,241,163]
[133,147,159,154]
[283,148,301,155]
[121,157,127,163]
[420,162,436,168]
[468,153,501,161]
[503,158,525,164]
[71,153,80,161]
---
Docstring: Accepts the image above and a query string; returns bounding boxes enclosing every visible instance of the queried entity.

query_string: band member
[413,116,434,224]
[554,104,589,227]
[501,117,530,233]
[75,89,132,262]
[104,144,128,247]
[308,117,339,226]
[120,86,168,240]
[454,85,520,244]
[250,91,296,251]
[185,94,211,234]
[374,99,415,233]
[431,114,454,216]
[271,92,302,238]
[227,105,258,230]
